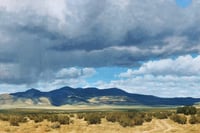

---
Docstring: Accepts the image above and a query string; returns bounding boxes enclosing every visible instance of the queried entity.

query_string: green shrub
[105,112,147,127]
[84,113,101,125]
[165,111,174,117]
[34,116,44,123]
[177,106,197,115]
[69,114,74,118]
[9,116,20,126]
[144,114,152,122]
[118,115,134,127]
[28,114,44,123]
[127,112,137,119]
[0,114,9,121]
[153,112,168,119]
[8,115,27,126]
[106,113,120,123]
[133,116,144,125]
[189,115,200,124]
[170,114,187,124]
[189,115,198,124]
[57,116,70,125]
[47,115,59,122]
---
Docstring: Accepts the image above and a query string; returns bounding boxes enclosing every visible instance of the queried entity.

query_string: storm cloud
[0,0,200,86]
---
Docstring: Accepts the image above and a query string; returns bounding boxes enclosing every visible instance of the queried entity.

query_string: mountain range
[0,86,199,107]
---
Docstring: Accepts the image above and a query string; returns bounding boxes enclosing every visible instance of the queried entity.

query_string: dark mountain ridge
[6,86,200,106]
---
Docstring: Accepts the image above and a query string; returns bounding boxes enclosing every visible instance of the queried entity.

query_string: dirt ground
[0,118,200,133]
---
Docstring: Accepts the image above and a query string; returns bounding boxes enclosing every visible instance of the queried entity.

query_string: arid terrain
[0,116,200,133]
[0,106,200,133]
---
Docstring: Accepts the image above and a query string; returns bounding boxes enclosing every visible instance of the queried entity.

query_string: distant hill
[0,86,199,107]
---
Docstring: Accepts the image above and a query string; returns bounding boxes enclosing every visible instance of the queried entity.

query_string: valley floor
[0,118,200,133]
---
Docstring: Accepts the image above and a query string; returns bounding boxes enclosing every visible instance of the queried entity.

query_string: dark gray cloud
[0,0,200,85]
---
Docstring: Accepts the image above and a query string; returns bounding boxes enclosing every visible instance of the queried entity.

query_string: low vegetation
[0,105,199,130]
[84,113,102,124]
[170,114,187,124]
[0,110,72,127]
[177,106,197,115]
[153,112,168,119]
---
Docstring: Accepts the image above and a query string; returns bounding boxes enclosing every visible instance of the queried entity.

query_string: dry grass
[0,118,200,133]
[0,106,199,133]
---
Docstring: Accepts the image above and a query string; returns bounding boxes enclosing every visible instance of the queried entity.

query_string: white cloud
[0,67,95,93]
[94,55,200,97]
[82,68,96,78]
[56,67,81,79]
[95,75,200,97]
[35,78,89,92]
[119,55,200,77]
[55,67,96,79]
[0,0,67,20]
[0,83,27,94]
[33,67,96,91]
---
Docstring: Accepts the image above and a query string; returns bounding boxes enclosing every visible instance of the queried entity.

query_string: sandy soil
[0,118,200,133]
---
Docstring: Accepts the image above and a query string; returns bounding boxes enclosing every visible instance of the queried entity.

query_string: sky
[0,0,200,97]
